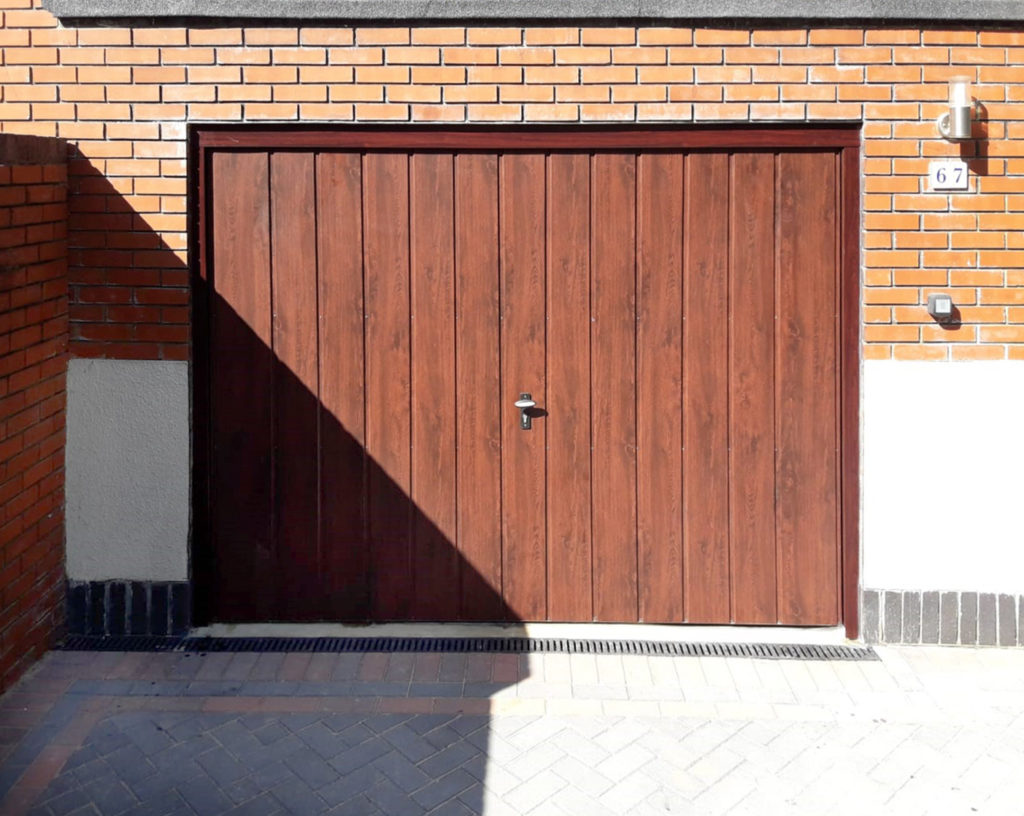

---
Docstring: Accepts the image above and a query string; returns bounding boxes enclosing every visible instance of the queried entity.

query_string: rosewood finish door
[199,131,850,625]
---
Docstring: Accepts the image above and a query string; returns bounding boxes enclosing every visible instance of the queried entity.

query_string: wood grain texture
[363,151,413,621]
[546,152,593,622]
[636,152,684,623]
[590,152,638,622]
[500,152,547,621]
[270,151,321,620]
[776,150,840,625]
[410,152,459,621]
[682,152,731,623]
[317,151,368,620]
[728,152,778,624]
[208,151,274,621]
[454,153,504,621]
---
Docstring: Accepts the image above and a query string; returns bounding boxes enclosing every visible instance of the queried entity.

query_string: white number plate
[928,160,969,191]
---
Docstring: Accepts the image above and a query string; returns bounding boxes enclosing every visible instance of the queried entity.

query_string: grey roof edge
[39,0,1024,23]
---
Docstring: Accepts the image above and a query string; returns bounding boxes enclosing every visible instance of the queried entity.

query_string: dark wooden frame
[195,124,860,152]
[190,124,861,638]
[840,142,861,640]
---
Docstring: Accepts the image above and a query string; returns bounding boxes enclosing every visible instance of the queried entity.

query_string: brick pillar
[0,134,68,691]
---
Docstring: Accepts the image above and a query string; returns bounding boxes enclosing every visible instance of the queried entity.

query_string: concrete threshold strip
[60,622,878,661]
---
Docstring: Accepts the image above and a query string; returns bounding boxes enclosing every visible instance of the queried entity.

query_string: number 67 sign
[928,160,970,191]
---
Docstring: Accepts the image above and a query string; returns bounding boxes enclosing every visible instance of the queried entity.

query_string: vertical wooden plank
[729,152,778,624]
[363,151,413,621]
[317,152,368,620]
[636,152,684,623]
[410,152,458,621]
[546,153,592,622]
[500,152,547,622]
[776,150,840,625]
[209,151,274,621]
[455,153,504,621]
[682,152,730,623]
[590,151,638,622]
[270,152,320,620]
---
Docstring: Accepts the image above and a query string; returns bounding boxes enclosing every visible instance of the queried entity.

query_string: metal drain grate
[60,635,878,661]
[62,635,184,652]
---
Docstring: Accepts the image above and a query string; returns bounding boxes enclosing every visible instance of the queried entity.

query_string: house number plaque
[928,160,969,191]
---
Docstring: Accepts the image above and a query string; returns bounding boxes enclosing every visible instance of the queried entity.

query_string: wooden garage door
[197,129,855,626]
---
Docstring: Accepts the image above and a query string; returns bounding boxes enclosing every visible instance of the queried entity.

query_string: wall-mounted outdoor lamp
[926,293,955,322]
[936,77,981,141]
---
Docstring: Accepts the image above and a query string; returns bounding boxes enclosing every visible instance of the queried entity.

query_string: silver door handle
[514,393,536,430]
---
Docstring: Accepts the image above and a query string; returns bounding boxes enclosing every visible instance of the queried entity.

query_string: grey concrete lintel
[41,0,1024,23]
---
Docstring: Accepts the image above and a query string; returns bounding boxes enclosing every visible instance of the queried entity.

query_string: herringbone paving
[1,645,1023,815]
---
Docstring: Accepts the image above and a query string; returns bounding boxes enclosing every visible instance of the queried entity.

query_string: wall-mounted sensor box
[926,293,954,321]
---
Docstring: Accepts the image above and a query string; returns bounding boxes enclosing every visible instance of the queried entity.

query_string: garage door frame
[189,124,862,638]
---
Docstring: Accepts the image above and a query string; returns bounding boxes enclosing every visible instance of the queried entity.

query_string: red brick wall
[1,4,1023,364]
[0,134,67,692]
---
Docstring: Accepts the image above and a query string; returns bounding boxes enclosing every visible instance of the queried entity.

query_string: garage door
[196,128,857,626]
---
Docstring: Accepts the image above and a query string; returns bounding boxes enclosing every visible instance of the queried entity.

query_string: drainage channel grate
[60,635,878,661]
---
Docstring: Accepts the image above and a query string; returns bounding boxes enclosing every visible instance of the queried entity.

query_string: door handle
[514,393,537,430]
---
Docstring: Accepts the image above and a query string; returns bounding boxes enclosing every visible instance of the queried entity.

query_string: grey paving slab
[81,777,137,814]
[196,746,249,788]
[147,737,215,775]
[221,775,264,806]
[326,795,384,816]
[248,761,295,791]
[224,794,281,816]
[178,775,234,816]
[411,768,476,810]
[101,747,157,787]
[123,721,175,757]
[328,737,392,775]
[317,763,377,808]
[291,721,345,760]
[381,724,441,763]
[281,747,336,790]
[36,786,91,815]
[418,740,480,777]
[268,776,329,815]
[363,777,426,815]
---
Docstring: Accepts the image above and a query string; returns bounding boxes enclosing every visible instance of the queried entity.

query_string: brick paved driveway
[2,645,1023,814]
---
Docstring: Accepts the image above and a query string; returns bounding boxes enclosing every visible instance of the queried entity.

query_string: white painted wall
[862,360,1024,594]
[66,359,189,581]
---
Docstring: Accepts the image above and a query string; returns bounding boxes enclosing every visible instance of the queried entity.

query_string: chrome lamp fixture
[936,76,980,141]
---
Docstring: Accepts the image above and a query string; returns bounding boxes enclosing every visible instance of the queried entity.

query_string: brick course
[0,132,67,691]
[1,4,1023,362]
